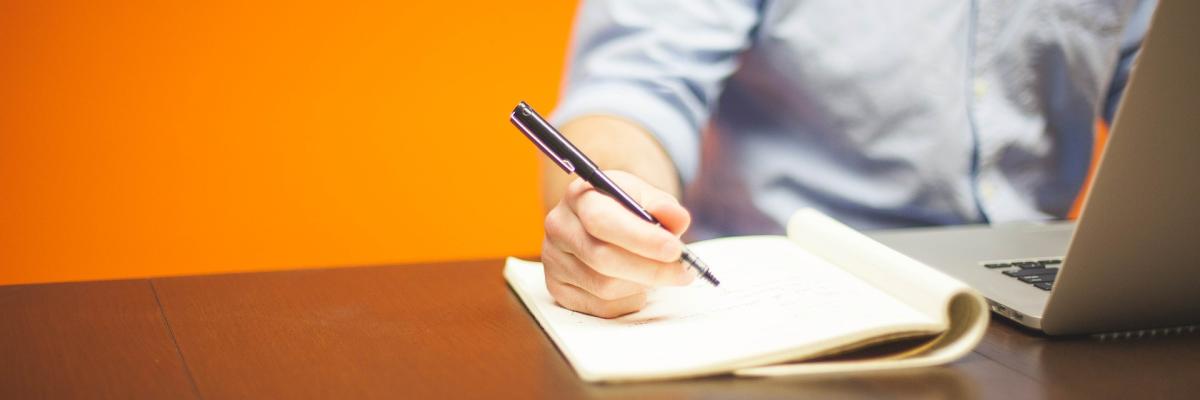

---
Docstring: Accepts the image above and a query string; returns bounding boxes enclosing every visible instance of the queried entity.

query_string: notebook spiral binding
[1092,325,1200,340]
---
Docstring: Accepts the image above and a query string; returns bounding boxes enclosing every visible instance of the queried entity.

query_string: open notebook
[505,208,989,382]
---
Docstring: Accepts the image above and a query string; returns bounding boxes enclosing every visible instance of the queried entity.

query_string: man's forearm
[540,115,681,212]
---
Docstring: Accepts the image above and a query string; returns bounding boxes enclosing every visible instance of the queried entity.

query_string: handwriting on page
[551,236,927,346]
[561,258,890,346]
[624,275,840,326]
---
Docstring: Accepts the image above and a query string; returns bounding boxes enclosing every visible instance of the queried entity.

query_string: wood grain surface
[0,280,198,399]
[3,259,1199,399]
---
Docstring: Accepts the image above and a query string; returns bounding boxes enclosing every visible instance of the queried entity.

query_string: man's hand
[542,171,695,318]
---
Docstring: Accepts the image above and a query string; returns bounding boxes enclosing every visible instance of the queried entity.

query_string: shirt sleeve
[551,0,762,185]
[1103,0,1157,123]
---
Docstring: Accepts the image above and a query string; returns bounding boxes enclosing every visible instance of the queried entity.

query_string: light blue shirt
[552,0,1156,237]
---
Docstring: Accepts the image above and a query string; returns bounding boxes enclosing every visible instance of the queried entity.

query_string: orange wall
[0,1,578,285]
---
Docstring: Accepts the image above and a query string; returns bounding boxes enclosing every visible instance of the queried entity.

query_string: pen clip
[510,104,576,173]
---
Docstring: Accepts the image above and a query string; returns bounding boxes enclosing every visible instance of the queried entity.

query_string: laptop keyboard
[982,258,1063,291]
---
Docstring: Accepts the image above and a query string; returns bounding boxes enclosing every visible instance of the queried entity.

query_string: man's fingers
[576,239,692,287]
[568,188,683,262]
[604,171,692,236]
[545,205,692,287]
[563,172,691,246]
[542,242,649,300]
[545,277,648,319]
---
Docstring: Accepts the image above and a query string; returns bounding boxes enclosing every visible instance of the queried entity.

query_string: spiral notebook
[504,209,989,382]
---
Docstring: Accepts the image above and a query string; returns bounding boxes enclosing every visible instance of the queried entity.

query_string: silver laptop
[869,0,1199,336]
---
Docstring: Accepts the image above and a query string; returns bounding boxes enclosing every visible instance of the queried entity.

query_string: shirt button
[973,78,989,99]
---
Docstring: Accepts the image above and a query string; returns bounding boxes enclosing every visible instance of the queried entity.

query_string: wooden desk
[3,259,1198,399]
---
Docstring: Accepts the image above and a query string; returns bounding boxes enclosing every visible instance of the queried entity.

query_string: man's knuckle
[542,244,569,273]
[543,211,562,238]
[591,277,625,300]
[565,233,592,263]
[586,244,626,277]
[568,178,589,195]
[581,211,619,240]
[545,279,570,304]
[576,201,604,225]
[587,242,613,263]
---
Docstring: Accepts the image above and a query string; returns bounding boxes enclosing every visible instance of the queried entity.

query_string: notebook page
[731,209,991,378]
[505,236,940,382]
[786,209,977,320]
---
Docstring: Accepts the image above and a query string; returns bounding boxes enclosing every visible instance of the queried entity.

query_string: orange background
[1,1,579,285]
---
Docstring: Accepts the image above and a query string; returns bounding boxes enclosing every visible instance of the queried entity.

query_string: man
[539,1,1156,318]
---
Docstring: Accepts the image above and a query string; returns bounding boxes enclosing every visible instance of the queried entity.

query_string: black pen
[509,101,720,287]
